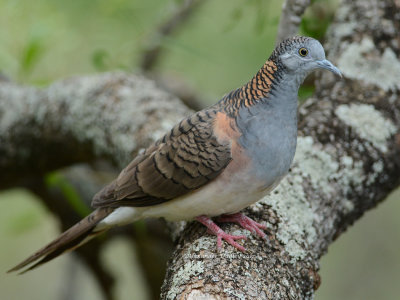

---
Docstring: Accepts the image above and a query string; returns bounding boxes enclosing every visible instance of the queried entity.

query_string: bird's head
[271,36,342,79]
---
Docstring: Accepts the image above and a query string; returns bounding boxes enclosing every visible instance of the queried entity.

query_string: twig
[276,0,311,43]
[139,0,206,72]
[25,178,115,300]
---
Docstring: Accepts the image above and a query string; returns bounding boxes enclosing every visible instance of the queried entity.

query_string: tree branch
[2,0,400,299]
[276,0,311,42]
[160,0,400,298]
[0,74,188,298]
[25,176,115,300]
[139,0,207,111]
[0,72,192,189]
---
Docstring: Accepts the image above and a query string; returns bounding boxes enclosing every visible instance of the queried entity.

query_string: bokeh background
[0,0,399,299]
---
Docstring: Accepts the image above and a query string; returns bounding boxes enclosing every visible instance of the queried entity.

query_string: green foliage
[45,172,91,217]
[225,0,280,34]
[0,0,175,83]
[133,220,148,237]
[19,37,45,78]
[92,49,111,71]
[300,0,339,39]
[0,190,44,235]
[7,210,42,235]
[298,85,315,102]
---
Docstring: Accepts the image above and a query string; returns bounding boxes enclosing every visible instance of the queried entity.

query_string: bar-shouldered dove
[8,36,341,273]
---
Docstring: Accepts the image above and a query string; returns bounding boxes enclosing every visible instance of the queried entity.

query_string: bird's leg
[196,215,247,252]
[217,212,267,239]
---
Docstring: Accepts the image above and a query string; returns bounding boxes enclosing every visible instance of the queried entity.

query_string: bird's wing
[92,106,236,208]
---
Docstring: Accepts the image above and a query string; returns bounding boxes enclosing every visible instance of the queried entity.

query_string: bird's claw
[197,215,247,251]
[216,232,247,252]
[197,214,266,252]
[217,212,267,239]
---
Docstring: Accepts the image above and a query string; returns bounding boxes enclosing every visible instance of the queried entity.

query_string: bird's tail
[7,207,114,274]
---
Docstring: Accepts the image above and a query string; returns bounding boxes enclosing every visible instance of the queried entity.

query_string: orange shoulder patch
[213,112,241,144]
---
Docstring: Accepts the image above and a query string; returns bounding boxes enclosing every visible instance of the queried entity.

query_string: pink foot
[196,215,247,252]
[217,212,267,239]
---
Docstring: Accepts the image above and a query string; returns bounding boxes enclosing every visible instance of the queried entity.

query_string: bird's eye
[298,47,308,57]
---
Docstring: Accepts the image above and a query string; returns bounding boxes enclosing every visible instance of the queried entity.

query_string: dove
[8,36,341,273]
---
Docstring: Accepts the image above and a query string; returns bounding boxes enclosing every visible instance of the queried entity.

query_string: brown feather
[8,54,282,273]
[91,108,234,209]
[7,207,113,274]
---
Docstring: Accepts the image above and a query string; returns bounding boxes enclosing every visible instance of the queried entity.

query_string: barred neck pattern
[219,59,284,117]
[218,36,314,117]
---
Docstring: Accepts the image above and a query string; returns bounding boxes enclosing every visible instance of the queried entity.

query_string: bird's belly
[105,135,293,224]
[138,164,280,221]
[139,140,294,221]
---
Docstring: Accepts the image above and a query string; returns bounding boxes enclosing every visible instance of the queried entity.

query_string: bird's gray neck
[269,73,302,105]
[235,70,301,186]
[268,56,308,102]
[218,59,303,117]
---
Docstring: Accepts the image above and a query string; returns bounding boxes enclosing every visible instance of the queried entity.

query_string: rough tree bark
[159,0,400,299]
[0,73,192,299]
[0,72,192,188]
[1,0,399,299]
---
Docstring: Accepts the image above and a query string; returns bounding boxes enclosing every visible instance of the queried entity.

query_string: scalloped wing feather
[91,108,234,208]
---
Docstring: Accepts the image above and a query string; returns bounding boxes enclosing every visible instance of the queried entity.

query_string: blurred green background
[0,0,399,299]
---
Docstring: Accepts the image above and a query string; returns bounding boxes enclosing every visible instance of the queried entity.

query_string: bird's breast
[236,99,298,189]
[137,99,298,221]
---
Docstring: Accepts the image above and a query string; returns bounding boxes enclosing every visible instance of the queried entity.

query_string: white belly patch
[100,165,285,225]
[138,167,282,221]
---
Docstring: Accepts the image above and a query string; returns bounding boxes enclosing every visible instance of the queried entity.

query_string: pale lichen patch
[295,137,365,199]
[342,199,355,214]
[367,160,385,185]
[186,290,217,300]
[319,154,365,197]
[294,136,339,195]
[337,37,400,91]
[259,165,316,261]
[332,21,358,39]
[167,260,205,300]
[259,135,370,261]
[335,103,396,152]
[189,237,216,253]
[43,72,188,167]
[0,84,42,132]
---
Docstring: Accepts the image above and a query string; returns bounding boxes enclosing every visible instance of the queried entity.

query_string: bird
[8,36,341,274]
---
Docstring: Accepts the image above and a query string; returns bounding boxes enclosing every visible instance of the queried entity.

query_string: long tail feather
[7,207,114,274]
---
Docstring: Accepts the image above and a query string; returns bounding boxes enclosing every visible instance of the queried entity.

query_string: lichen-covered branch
[276,0,311,42]
[1,0,400,299]
[160,0,400,299]
[0,72,192,189]
[0,73,188,299]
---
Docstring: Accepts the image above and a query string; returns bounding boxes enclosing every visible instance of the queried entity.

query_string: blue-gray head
[270,36,341,82]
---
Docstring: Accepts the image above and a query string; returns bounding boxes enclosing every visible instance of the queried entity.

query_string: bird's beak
[317,59,342,77]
